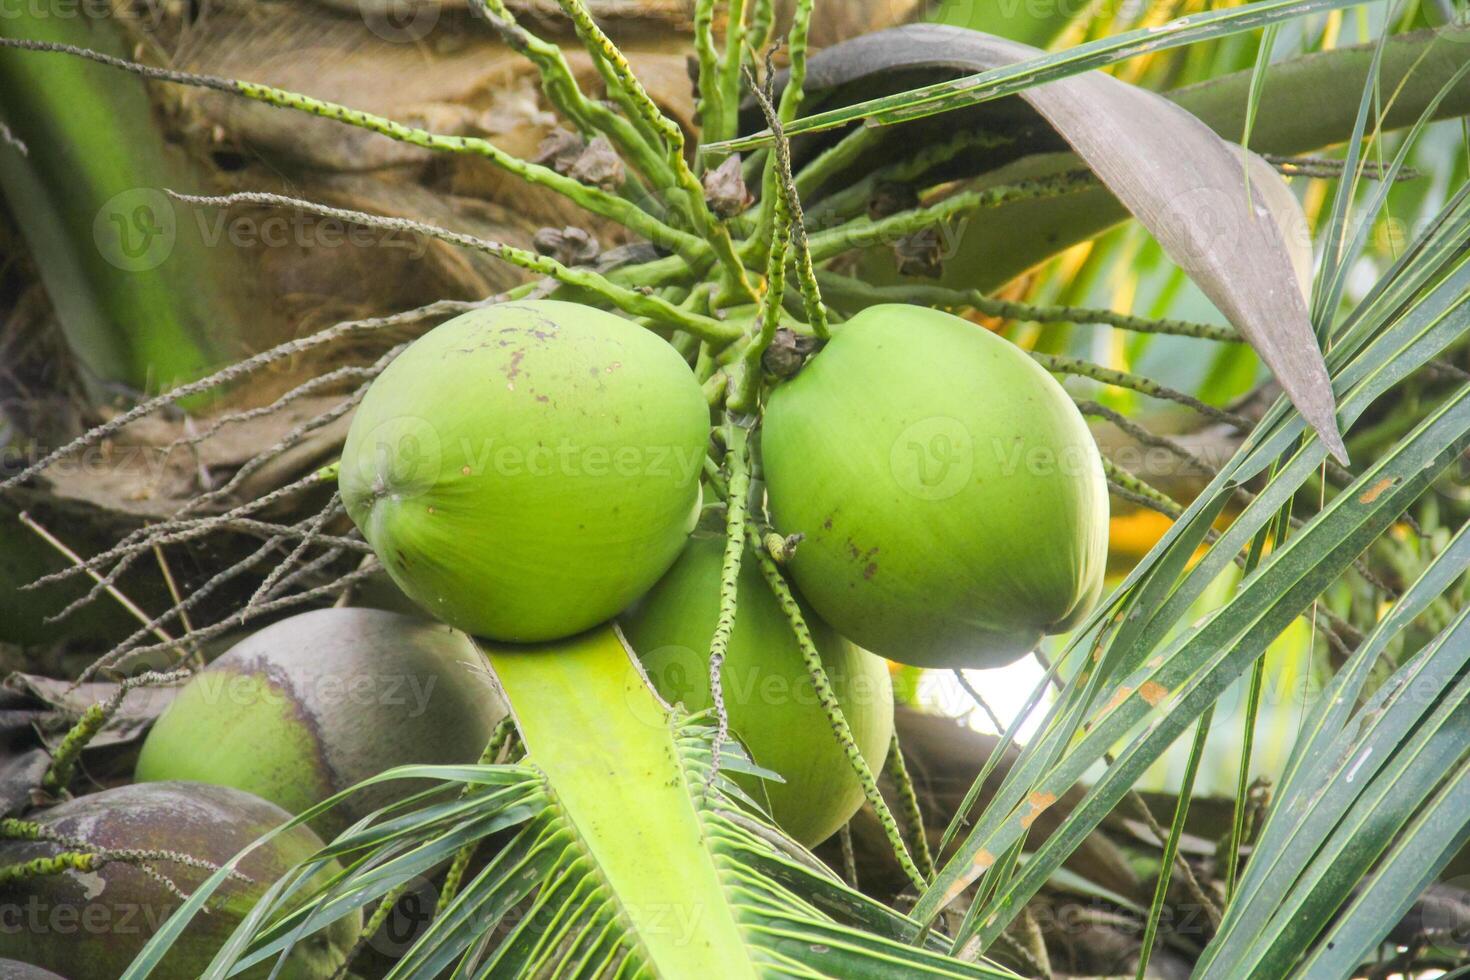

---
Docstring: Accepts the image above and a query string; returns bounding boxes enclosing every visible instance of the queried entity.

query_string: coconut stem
[714,0,750,147]
[474,0,672,189]
[885,731,935,882]
[692,0,722,142]
[806,129,1022,225]
[747,525,927,892]
[706,423,752,797]
[555,0,757,302]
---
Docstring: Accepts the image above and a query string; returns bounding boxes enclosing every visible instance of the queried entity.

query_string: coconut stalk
[0,10,252,395]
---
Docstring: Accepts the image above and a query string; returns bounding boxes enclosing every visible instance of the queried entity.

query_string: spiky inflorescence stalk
[0,851,103,885]
[331,882,409,980]
[747,526,928,892]
[1032,353,1252,429]
[1103,458,1186,518]
[817,272,1242,341]
[885,732,935,882]
[750,0,818,257]
[553,0,757,301]
[474,0,671,187]
[0,297,497,493]
[436,716,520,915]
[706,423,752,793]
[41,669,192,794]
[744,60,828,341]
[77,563,380,683]
[805,171,1097,265]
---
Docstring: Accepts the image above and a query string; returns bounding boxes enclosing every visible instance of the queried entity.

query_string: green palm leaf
[707,0,1366,153]
[121,627,1017,979]
[911,176,1470,957]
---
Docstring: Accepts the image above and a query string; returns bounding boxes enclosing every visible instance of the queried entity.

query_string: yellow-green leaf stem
[482,627,758,979]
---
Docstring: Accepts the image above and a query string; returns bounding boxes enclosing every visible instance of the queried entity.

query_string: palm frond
[121,627,1018,979]
[911,175,1470,959]
[708,0,1366,152]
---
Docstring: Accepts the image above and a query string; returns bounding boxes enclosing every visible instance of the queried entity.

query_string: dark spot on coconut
[505,349,526,384]
[863,562,878,580]
[822,517,834,530]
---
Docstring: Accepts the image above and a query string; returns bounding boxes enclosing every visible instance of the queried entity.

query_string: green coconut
[619,533,894,846]
[135,607,507,837]
[761,304,1109,669]
[0,782,357,980]
[339,300,709,642]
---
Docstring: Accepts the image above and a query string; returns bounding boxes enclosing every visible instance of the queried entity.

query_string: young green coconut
[0,782,357,980]
[620,533,894,846]
[135,607,508,837]
[339,300,709,642]
[761,304,1109,669]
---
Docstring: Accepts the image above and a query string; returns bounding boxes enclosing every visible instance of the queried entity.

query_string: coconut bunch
[313,271,1111,893]
[0,0,1114,848]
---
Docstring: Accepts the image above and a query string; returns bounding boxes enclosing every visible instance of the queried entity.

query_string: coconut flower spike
[744,57,829,341]
[42,669,192,795]
[748,527,928,892]
[706,421,752,794]
[474,0,671,189]
[554,0,757,302]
